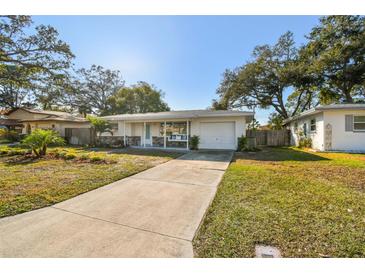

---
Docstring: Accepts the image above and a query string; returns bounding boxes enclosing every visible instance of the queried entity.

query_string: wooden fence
[246,129,291,146]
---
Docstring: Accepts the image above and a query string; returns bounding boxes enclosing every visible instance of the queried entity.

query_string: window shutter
[345,115,353,132]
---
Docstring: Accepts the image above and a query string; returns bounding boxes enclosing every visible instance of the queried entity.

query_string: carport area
[0,150,233,258]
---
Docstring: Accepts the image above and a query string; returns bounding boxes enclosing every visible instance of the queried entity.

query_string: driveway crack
[51,206,191,243]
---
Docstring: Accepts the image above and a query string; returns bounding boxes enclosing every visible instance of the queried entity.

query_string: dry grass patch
[0,146,183,218]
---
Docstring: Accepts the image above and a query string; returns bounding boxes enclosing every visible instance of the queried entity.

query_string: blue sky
[33,16,320,124]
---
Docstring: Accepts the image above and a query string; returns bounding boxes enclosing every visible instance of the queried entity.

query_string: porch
[122,120,191,150]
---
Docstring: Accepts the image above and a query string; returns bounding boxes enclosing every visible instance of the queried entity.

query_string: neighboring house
[102,109,254,150]
[284,104,365,152]
[4,108,90,138]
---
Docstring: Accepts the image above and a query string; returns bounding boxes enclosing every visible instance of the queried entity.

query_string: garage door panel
[200,122,235,149]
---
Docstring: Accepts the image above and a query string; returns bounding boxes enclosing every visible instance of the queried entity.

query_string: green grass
[0,146,182,218]
[193,147,365,258]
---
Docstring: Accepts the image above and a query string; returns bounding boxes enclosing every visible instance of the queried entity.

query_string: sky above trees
[31,16,321,123]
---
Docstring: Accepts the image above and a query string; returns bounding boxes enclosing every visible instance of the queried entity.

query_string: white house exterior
[102,109,254,150]
[284,104,365,152]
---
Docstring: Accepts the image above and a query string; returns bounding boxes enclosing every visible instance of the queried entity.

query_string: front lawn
[0,146,182,218]
[193,147,365,257]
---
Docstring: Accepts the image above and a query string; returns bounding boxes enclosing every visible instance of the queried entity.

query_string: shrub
[190,135,200,150]
[0,128,20,142]
[22,129,65,157]
[296,129,312,148]
[90,155,103,162]
[64,153,76,160]
[298,137,312,148]
[58,151,67,158]
[79,154,90,160]
[237,135,247,151]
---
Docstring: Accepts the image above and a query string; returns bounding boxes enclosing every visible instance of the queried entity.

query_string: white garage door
[200,122,236,150]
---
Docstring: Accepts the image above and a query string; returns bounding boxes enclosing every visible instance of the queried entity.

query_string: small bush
[58,151,67,158]
[64,153,76,160]
[0,128,20,142]
[237,135,247,151]
[190,135,200,150]
[90,155,103,162]
[79,154,90,160]
[298,137,312,148]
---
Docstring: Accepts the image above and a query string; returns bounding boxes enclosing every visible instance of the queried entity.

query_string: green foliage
[237,135,247,151]
[22,129,65,157]
[268,113,284,130]
[302,16,365,104]
[296,130,312,148]
[215,16,365,120]
[107,81,170,115]
[79,154,90,160]
[0,16,74,109]
[190,135,200,150]
[215,31,303,119]
[247,118,260,130]
[64,153,76,160]
[70,65,125,115]
[0,146,30,156]
[0,128,20,142]
[90,155,103,162]
[87,115,113,137]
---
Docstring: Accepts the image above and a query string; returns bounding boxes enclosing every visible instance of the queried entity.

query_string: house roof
[102,109,254,121]
[283,104,365,124]
[20,117,89,123]
[0,118,23,126]
[6,107,80,118]
[5,108,88,123]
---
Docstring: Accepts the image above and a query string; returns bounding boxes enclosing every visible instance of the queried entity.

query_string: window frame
[310,118,316,132]
[353,115,365,131]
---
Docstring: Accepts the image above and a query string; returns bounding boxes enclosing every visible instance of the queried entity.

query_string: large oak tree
[0,16,74,109]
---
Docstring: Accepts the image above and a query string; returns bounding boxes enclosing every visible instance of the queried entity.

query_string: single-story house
[284,104,365,152]
[102,109,254,150]
[4,108,90,138]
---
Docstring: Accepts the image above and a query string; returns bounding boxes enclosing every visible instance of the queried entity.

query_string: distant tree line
[0,16,170,115]
[213,16,365,128]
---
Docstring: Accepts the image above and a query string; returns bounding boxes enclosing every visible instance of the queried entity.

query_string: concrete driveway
[0,150,233,257]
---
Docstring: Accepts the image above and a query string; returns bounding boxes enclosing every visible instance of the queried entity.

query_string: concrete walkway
[0,151,233,258]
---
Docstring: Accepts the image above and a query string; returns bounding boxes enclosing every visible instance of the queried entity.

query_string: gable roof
[283,104,365,124]
[102,109,254,121]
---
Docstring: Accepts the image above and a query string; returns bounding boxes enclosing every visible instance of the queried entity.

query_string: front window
[310,119,316,132]
[160,122,188,141]
[110,123,118,131]
[354,116,365,131]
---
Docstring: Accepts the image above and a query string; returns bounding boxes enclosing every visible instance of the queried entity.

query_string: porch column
[186,120,189,150]
[164,121,166,149]
[123,121,126,147]
[143,122,146,148]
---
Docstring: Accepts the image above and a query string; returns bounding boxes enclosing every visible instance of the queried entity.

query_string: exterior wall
[21,121,90,137]
[104,116,248,149]
[323,109,365,151]
[289,113,324,151]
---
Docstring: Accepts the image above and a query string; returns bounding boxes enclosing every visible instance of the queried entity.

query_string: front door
[145,124,152,146]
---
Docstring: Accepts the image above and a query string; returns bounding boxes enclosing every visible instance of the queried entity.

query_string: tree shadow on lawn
[234,147,330,162]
